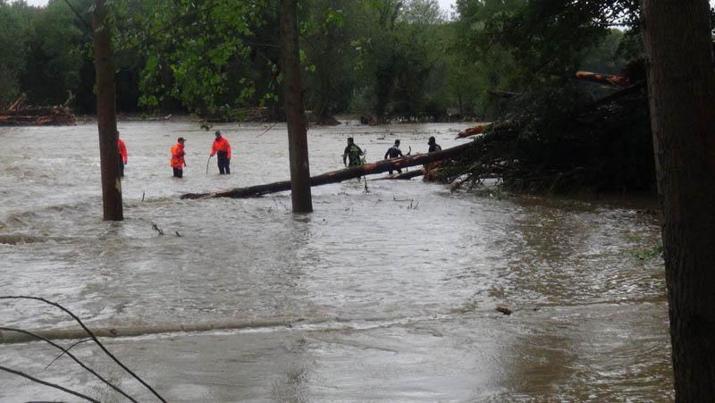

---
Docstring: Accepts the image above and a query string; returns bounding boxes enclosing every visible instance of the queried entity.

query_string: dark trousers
[118,155,125,177]
[173,168,183,178]
[217,151,230,175]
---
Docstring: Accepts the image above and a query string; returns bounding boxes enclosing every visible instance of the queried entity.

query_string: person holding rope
[210,130,232,175]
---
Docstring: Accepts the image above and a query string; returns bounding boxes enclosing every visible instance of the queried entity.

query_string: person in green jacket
[342,137,364,167]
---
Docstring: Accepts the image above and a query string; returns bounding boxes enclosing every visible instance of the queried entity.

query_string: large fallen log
[0,317,303,344]
[182,141,473,199]
[457,123,492,138]
[372,169,425,180]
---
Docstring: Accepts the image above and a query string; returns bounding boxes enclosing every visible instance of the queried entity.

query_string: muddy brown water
[0,121,671,401]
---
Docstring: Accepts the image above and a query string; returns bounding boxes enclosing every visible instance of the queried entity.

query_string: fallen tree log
[457,123,492,138]
[0,317,303,344]
[575,71,631,87]
[182,141,473,199]
[372,169,425,180]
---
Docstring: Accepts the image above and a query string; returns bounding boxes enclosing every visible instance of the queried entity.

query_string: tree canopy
[0,0,642,121]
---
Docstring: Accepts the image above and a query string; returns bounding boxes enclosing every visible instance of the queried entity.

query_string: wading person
[170,137,186,178]
[384,139,404,175]
[210,130,232,175]
[117,133,128,178]
[428,136,442,153]
[343,137,364,167]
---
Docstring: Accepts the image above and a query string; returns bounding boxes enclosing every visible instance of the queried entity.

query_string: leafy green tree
[21,0,87,105]
[0,1,33,107]
[133,0,275,118]
[301,0,357,122]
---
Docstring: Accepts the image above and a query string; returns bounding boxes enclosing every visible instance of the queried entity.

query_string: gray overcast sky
[20,0,459,12]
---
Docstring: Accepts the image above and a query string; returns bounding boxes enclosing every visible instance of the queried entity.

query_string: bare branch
[0,364,100,402]
[0,327,137,402]
[0,296,166,403]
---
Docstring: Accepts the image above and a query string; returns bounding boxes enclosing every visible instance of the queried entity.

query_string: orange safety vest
[170,143,185,168]
[210,137,232,159]
[117,139,128,164]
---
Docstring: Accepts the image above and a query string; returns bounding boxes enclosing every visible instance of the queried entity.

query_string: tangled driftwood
[0,96,76,126]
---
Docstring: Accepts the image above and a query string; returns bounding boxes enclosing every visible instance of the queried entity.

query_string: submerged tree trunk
[642,0,715,400]
[182,142,472,200]
[93,0,122,221]
[280,0,313,213]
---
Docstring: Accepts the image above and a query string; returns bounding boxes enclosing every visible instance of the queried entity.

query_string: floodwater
[0,120,671,401]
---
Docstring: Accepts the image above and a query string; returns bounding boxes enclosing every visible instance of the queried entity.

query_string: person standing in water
[117,132,128,178]
[210,130,232,175]
[170,137,187,178]
[384,139,404,175]
[343,137,364,167]
[428,136,442,152]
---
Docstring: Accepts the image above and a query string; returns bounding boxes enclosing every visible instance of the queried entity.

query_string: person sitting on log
[384,139,404,175]
[428,136,442,153]
[343,137,364,167]
[171,137,187,178]
[210,130,232,175]
[117,132,128,178]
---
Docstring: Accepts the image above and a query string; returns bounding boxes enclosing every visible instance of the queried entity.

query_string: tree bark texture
[642,0,715,399]
[93,0,123,221]
[182,142,472,200]
[280,0,313,213]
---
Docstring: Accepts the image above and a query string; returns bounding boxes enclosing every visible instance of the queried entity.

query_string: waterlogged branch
[0,327,137,403]
[0,364,100,403]
[0,296,166,403]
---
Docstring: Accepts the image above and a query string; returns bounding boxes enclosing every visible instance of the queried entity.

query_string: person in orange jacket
[117,133,128,177]
[210,130,232,175]
[170,137,187,178]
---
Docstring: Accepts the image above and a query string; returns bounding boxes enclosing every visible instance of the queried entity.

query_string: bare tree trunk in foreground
[642,0,715,399]
[93,0,122,221]
[280,0,313,213]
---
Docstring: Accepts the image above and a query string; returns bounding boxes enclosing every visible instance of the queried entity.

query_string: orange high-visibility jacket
[170,143,186,168]
[210,137,232,159]
[117,139,128,164]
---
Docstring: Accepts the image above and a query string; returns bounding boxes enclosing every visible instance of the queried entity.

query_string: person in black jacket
[428,136,442,153]
[384,139,404,175]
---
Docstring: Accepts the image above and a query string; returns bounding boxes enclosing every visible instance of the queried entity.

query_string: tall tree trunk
[280,0,313,213]
[642,0,715,399]
[92,0,122,221]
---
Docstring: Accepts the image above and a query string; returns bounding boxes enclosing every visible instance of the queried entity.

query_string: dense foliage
[442,0,656,193]
[0,0,636,123]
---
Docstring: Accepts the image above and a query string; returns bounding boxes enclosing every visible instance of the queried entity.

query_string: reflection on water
[0,121,671,401]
